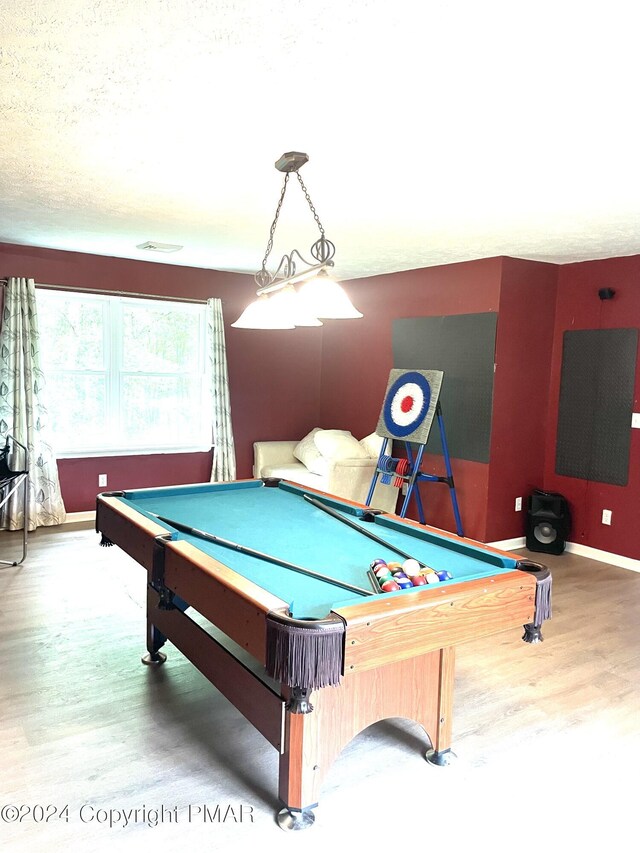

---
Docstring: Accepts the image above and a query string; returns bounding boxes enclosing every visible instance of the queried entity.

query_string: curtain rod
[0,278,209,305]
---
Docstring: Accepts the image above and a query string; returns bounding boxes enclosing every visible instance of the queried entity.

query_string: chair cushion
[293,428,324,471]
[314,429,369,462]
[359,432,384,458]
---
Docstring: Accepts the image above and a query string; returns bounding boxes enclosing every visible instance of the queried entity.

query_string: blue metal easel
[365,370,464,537]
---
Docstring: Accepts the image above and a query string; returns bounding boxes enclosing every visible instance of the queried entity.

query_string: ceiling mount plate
[275,152,309,173]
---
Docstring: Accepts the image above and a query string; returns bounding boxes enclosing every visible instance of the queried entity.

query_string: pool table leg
[277,686,322,829]
[276,647,457,828]
[141,585,167,666]
[425,645,456,766]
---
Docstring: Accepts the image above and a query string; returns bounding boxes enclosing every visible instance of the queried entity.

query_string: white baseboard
[488,536,640,573]
[62,511,96,525]
[488,536,526,551]
[563,541,640,573]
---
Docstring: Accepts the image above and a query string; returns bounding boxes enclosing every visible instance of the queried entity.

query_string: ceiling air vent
[136,241,183,253]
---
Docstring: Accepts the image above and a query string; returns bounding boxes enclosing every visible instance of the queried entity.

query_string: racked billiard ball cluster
[370,558,452,593]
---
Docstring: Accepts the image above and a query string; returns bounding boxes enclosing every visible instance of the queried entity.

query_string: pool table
[96,478,549,830]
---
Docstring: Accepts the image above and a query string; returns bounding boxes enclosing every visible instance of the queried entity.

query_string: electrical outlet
[515,496,522,511]
[98,474,107,488]
[602,509,612,525]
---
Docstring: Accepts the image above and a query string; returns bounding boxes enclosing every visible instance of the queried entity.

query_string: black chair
[0,435,29,566]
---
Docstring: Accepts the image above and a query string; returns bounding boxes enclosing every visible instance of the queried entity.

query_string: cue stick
[303,494,431,568]
[150,513,374,597]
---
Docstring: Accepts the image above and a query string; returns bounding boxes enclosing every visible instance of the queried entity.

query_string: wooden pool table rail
[97,494,291,664]
[336,569,536,673]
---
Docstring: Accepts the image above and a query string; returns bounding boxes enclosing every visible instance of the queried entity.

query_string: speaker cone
[534,522,557,544]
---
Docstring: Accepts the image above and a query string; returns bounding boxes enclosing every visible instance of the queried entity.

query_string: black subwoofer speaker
[526,490,571,555]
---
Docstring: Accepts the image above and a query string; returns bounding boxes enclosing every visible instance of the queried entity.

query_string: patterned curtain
[207,298,236,481]
[0,277,66,530]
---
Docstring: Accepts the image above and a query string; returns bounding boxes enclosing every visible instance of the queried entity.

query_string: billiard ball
[411,575,427,586]
[420,567,437,577]
[425,572,440,584]
[375,565,392,579]
[392,571,408,580]
[402,558,421,577]
[381,579,401,593]
[387,562,403,572]
[436,570,452,581]
[396,577,412,589]
[370,558,387,571]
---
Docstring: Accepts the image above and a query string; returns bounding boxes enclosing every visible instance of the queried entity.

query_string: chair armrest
[326,457,378,471]
[253,441,299,477]
[325,457,399,513]
[325,456,378,491]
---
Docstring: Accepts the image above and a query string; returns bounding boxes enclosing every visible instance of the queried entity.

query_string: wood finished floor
[1,525,638,853]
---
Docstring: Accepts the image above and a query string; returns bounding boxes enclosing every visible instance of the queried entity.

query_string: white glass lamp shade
[231,295,295,329]
[298,270,363,319]
[269,285,322,327]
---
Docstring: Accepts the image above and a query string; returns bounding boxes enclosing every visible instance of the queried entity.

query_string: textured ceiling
[1,1,640,280]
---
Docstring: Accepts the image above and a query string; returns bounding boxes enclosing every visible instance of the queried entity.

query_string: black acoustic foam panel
[555,328,638,485]
[392,313,497,463]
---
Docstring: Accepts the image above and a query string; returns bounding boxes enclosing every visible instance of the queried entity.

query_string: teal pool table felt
[118,480,517,619]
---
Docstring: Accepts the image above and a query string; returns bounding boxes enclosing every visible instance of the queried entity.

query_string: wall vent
[136,241,183,253]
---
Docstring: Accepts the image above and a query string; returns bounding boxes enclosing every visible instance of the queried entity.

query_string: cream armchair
[252,431,399,513]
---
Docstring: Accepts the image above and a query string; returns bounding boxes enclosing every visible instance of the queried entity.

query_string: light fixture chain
[296,172,325,237]
[261,172,290,272]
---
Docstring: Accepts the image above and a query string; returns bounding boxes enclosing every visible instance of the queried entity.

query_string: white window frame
[36,290,212,458]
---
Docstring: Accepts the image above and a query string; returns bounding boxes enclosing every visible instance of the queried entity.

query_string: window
[36,291,211,456]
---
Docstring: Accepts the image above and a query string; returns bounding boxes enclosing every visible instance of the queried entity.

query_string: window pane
[45,373,108,448]
[36,291,210,455]
[121,375,205,446]
[121,303,200,372]
[38,295,105,370]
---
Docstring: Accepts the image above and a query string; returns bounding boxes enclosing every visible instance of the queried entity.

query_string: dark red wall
[319,258,504,436]
[58,453,214,510]
[4,239,639,560]
[543,255,640,559]
[319,258,505,539]
[487,257,558,541]
[0,242,323,511]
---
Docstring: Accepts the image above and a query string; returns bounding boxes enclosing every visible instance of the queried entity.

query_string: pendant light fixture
[232,152,362,329]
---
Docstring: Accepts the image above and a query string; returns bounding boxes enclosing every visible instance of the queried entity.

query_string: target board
[375,369,443,444]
